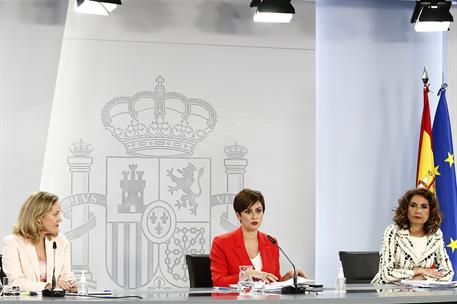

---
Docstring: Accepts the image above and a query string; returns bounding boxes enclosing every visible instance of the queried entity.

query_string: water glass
[1,277,8,294]
[1,277,20,296]
[252,280,265,294]
[237,265,253,295]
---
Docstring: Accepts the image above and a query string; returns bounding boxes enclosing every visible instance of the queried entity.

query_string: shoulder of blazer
[44,235,70,252]
[258,231,274,248]
[3,234,31,247]
[385,223,408,238]
[213,227,240,246]
[54,234,70,245]
[429,228,443,240]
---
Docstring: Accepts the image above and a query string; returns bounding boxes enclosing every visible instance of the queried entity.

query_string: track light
[74,0,122,16]
[411,0,453,32]
[250,0,295,23]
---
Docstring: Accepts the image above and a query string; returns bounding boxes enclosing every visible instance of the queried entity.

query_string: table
[1,284,457,303]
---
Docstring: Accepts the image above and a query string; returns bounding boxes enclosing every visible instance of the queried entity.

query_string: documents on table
[229,277,314,293]
[399,280,457,289]
[264,277,314,293]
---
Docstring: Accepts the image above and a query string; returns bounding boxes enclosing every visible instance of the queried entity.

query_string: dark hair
[233,188,265,214]
[393,188,442,235]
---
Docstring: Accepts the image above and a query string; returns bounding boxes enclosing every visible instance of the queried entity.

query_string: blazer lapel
[233,227,253,267]
[396,228,420,264]
[23,239,40,281]
[418,232,440,263]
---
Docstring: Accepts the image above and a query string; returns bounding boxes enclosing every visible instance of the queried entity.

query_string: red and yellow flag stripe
[416,85,436,192]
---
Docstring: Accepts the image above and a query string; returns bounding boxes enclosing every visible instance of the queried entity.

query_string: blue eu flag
[432,86,457,279]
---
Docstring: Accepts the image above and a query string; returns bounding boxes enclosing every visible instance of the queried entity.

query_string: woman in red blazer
[210,189,306,287]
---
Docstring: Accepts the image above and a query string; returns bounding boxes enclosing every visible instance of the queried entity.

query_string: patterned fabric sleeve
[377,224,414,283]
[434,231,454,281]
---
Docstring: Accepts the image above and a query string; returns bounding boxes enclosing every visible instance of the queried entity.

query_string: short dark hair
[233,189,265,214]
[393,188,442,235]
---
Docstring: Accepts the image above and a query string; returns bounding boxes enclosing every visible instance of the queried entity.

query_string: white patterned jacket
[371,224,454,284]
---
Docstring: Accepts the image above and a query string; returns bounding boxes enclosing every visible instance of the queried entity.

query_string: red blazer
[210,227,280,287]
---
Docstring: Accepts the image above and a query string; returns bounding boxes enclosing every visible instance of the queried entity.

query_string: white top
[38,259,47,282]
[250,252,263,271]
[409,235,427,259]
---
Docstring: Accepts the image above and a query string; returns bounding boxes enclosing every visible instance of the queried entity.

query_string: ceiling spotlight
[74,0,122,16]
[250,0,295,23]
[411,0,453,32]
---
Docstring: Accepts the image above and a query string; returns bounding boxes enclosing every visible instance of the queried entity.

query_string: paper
[400,280,457,288]
[264,277,314,293]
[267,276,314,289]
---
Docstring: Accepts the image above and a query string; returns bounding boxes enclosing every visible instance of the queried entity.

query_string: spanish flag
[416,84,436,192]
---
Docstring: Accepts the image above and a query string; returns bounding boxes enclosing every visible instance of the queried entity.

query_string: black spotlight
[411,0,453,32]
[250,0,295,23]
[74,0,122,16]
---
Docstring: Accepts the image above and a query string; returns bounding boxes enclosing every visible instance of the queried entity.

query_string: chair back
[185,254,212,288]
[339,251,380,284]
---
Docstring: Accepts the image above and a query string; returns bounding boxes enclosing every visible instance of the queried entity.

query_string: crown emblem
[224,143,248,159]
[101,76,217,157]
[69,139,94,157]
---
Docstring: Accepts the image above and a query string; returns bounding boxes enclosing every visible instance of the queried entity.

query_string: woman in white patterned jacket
[372,188,454,284]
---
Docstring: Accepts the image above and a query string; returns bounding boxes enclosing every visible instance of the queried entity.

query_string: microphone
[52,241,56,290]
[42,241,65,297]
[267,235,305,294]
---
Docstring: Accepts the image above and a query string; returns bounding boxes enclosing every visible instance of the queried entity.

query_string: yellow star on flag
[445,152,455,167]
[447,238,457,253]
[434,165,440,176]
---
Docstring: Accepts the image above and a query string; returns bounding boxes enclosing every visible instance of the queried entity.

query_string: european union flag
[432,86,457,280]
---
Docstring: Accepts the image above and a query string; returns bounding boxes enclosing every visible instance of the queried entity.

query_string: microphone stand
[267,236,305,294]
[42,241,65,297]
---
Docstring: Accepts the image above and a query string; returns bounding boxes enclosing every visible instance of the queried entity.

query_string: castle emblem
[119,164,146,213]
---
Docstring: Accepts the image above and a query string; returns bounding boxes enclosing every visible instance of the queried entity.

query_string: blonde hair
[13,191,59,244]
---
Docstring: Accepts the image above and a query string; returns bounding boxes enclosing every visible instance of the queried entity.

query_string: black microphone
[267,235,305,294]
[42,241,65,297]
[52,241,57,290]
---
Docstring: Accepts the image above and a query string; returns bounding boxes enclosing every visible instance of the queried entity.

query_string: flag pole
[416,66,435,191]
[422,66,429,86]
[442,69,445,87]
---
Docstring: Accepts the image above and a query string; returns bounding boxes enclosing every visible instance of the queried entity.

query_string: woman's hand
[413,267,445,279]
[57,279,78,292]
[411,274,425,280]
[248,269,278,283]
[280,269,309,281]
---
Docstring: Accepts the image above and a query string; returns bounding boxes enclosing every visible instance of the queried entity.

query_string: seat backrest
[0,254,6,282]
[185,254,212,288]
[339,251,380,284]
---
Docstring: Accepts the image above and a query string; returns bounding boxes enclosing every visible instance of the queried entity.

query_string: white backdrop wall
[449,8,457,150]
[316,0,445,286]
[40,0,316,289]
[0,0,67,240]
[2,0,455,291]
